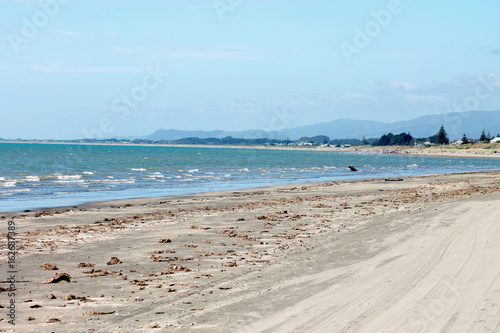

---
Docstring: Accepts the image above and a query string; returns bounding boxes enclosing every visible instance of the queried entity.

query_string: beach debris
[47,294,57,300]
[106,256,122,265]
[27,317,35,321]
[42,272,72,284]
[61,294,83,301]
[84,268,121,277]
[190,224,211,230]
[76,262,94,268]
[150,255,179,262]
[149,250,176,254]
[256,214,280,221]
[158,238,172,243]
[46,318,61,323]
[130,280,149,286]
[29,304,42,308]
[84,310,115,315]
[218,229,238,237]
[385,178,404,181]
[313,203,331,208]
[164,264,191,273]
[68,295,94,302]
[149,323,161,328]
[222,261,238,268]
[41,263,59,270]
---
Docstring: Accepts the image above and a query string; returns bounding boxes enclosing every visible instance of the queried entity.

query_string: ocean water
[1,142,500,212]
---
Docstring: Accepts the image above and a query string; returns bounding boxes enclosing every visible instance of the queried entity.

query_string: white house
[490,137,500,143]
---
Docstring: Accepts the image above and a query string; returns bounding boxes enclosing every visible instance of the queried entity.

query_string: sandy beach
[1,170,500,332]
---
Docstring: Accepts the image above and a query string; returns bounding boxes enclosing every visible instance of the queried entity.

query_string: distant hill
[145,110,500,141]
[146,129,287,141]
[281,119,387,139]
[147,129,224,141]
[383,111,500,139]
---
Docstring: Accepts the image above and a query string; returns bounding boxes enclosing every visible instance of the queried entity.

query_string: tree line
[372,125,500,146]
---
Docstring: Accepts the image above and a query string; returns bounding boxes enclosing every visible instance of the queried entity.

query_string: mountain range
[145,110,500,141]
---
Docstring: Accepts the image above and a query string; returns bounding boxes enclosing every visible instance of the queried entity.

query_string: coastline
[3,141,500,214]
[3,140,500,159]
[1,170,500,332]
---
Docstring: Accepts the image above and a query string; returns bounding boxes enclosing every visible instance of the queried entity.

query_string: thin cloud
[157,47,273,60]
[49,30,120,38]
[374,75,500,108]
[404,93,447,103]
[29,64,144,73]
[106,45,272,60]
[385,80,421,91]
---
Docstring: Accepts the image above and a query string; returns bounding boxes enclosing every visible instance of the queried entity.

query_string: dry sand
[1,171,500,332]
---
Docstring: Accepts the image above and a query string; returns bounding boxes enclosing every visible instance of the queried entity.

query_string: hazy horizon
[2,1,500,140]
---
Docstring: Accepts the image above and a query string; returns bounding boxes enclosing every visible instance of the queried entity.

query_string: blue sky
[1,0,499,139]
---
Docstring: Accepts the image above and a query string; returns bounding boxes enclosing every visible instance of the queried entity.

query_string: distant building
[491,137,500,143]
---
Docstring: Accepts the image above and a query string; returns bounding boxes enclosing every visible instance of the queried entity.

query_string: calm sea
[1,142,500,212]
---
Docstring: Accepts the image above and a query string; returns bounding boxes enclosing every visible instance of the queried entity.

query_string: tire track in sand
[240,199,498,333]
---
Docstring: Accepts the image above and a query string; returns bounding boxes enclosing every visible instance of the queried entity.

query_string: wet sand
[1,171,500,332]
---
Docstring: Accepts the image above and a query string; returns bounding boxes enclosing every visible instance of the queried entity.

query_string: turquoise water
[1,142,500,212]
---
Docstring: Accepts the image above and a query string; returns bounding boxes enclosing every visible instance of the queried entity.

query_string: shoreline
[2,142,500,214]
[1,170,500,331]
[2,169,500,216]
